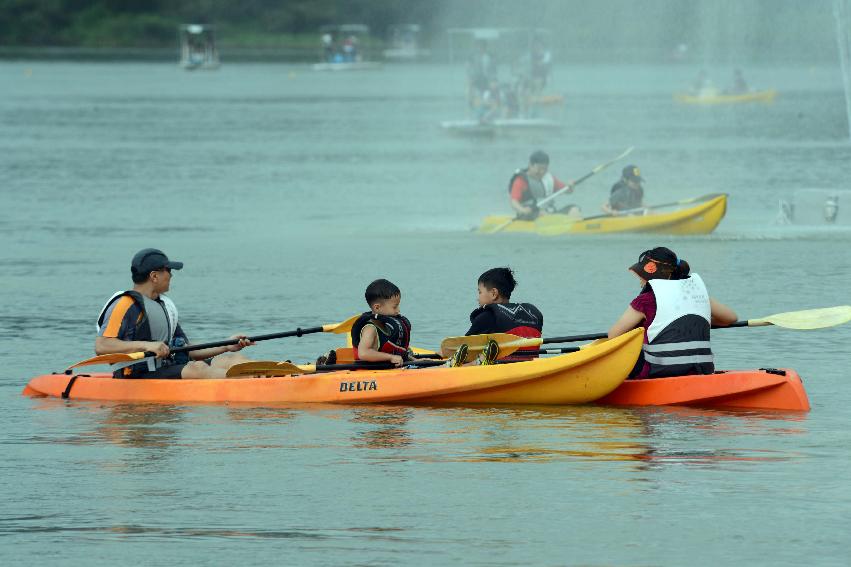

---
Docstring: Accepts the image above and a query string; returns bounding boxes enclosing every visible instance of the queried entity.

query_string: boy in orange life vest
[607,247,737,379]
[464,267,543,363]
[350,279,415,367]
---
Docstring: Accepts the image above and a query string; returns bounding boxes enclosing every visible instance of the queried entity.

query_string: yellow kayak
[674,90,777,105]
[23,330,643,405]
[479,193,727,236]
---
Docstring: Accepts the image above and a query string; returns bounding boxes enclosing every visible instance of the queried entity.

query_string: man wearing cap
[508,150,577,221]
[95,248,254,379]
[603,165,645,214]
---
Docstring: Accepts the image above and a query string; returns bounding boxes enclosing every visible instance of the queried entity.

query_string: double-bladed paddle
[488,146,635,234]
[540,305,851,344]
[67,314,361,370]
[439,306,851,360]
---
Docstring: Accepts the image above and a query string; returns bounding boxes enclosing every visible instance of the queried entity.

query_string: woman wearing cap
[607,247,737,379]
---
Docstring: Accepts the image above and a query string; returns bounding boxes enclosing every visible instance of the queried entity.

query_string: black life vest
[508,168,538,208]
[351,312,412,360]
[469,302,543,361]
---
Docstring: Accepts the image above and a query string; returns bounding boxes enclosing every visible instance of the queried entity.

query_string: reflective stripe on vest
[643,340,712,353]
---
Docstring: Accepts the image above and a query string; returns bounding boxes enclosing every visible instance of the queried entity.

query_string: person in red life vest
[509,150,579,221]
[451,267,544,367]
[607,247,738,379]
[350,279,415,367]
[95,248,256,379]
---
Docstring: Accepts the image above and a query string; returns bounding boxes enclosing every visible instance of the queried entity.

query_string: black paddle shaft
[542,321,746,345]
[170,326,327,355]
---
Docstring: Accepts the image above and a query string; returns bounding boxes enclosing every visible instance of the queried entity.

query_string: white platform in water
[383,47,431,61]
[777,188,849,226]
[440,118,562,133]
[312,61,383,72]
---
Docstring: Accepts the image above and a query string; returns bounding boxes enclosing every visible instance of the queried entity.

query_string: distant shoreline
[0,45,320,62]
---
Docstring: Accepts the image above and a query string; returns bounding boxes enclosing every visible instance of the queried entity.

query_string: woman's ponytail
[673,258,691,279]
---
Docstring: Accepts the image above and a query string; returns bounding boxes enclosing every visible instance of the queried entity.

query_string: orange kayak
[22,329,642,405]
[597,368,810,411]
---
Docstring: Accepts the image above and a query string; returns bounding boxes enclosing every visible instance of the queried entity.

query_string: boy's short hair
[478,267,517,299]
[365,278,401,305]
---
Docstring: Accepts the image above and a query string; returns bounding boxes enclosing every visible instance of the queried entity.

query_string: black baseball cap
[131,248,183,277]
[623,165,644,181]
[629,247,676,280]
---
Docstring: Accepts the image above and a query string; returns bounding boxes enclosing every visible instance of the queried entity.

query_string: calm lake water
[2,61,851,565]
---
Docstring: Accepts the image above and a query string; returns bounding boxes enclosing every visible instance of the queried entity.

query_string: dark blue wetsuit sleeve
[98,299,142,341]
[466,310,497,336]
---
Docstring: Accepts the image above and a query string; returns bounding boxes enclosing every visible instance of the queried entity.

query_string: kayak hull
[597,368,810,411]
[674,90,777,105]
[22,330,642,406]
[479,193,727,236]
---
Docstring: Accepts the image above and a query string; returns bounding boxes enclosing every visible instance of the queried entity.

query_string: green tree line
[0,0,838,63]
[0,0,437,47]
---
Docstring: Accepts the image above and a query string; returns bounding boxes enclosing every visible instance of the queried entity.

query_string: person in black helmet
[95,248,255,379]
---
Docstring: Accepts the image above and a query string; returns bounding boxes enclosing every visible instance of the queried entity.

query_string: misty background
[0,0,840,64]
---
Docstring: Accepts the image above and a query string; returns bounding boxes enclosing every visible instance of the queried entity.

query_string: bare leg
[209,352,252,371]
[180,354,253,379]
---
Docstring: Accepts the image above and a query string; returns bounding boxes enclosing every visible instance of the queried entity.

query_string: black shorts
[126,358,212,379]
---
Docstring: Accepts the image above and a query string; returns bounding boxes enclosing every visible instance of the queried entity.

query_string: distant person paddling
[95,248,255,379]
[603,165,645,214]
[509,150,579,221]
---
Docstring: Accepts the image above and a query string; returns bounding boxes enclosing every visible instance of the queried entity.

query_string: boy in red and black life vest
[348,279,415,368]
[451,267,544,366]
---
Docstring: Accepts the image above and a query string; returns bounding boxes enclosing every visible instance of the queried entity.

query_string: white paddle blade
[755,305,851,330]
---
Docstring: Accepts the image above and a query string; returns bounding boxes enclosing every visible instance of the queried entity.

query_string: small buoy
[24,68,32,77]
[288,71,297,79]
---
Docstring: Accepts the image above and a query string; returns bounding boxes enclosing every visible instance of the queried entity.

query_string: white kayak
[312,62,383,72]
[440,118,562,135]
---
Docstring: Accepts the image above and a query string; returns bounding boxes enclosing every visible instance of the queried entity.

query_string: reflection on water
[350,406,415,450]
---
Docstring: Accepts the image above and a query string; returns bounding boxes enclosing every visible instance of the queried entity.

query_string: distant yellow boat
[674,90,777,105]
[529,93,565,105]
[478,193,727,236]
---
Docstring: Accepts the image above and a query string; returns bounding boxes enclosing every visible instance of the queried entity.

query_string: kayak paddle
[488,146,634,234]
[542,305,851,344]
[68,314,360,370]
[225,358,446,378]
[440,332,545,361]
